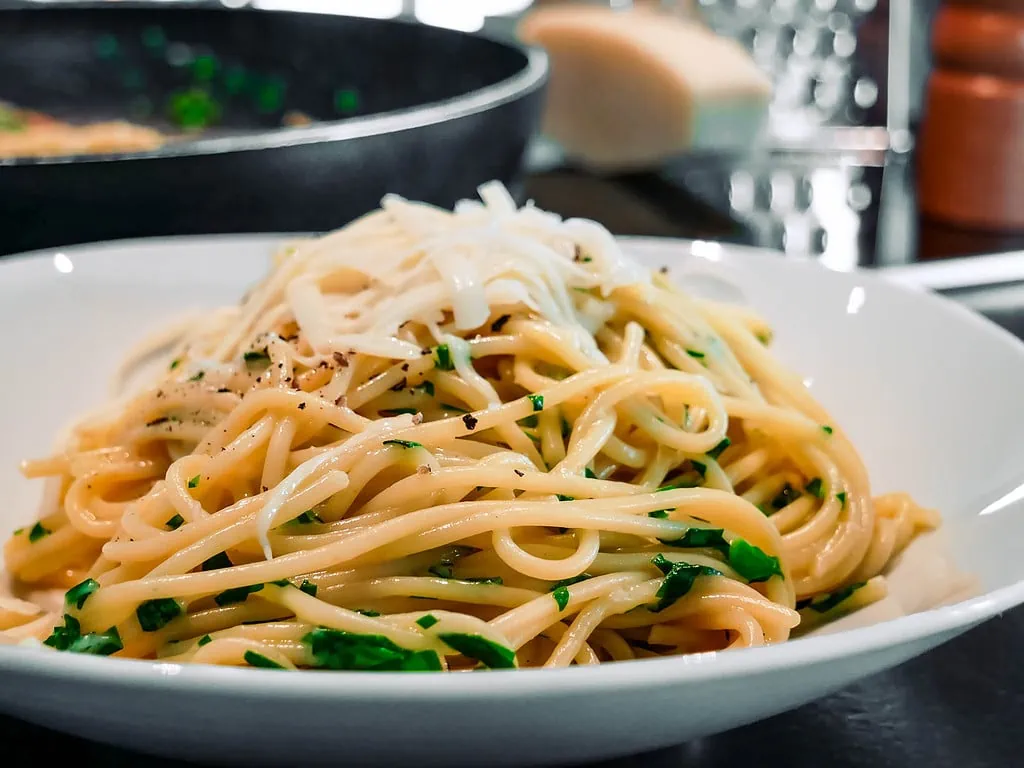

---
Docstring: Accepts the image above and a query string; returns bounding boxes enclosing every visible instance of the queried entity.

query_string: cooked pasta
[0,182,939,671]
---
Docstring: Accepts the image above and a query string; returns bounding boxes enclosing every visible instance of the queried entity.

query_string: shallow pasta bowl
[1,234,1023,767]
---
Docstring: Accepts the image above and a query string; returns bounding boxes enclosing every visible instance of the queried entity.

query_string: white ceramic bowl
[1,235,1023,767]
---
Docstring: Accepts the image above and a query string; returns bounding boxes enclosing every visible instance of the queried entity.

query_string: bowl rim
[1,233,1023,700]
[0,3,549,167]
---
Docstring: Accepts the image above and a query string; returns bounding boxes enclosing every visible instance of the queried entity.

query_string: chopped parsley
[655,481,698,492]
[441,402,469,414]
[648,509,671,519]
[428,558,455,579]
[770,483,800,510]
[269,579,291,587]
[552,586,570,611]
[728,539,783,583]
[416,614,439,630]
[28,522,50,543]
[707,438,731,460]
[528,394,544,412]
[44,614,123,656]
[837,491,848,508]
[549,574,591,591]
[805,478,825,500]
[438,633,516,669]
[433,344,455,371]
[244,650,285,669]
[202,552,232,571]
[292,509,324,525]
[169,358,181,370]
[65,578,100,610]
[822,425,834,435]
[797,582,867,613]
[188,370,205,382]
[378,408,419,417]
[686,349,705,359]
[584,467,597,479]
[659,527,729,556]
[356,609,380,617]
[303,627,442,671]
[299,580,318,597]
[165,514,185,530]
[518,414,538,428]
[243,350,271,369]
[136,598,183,631]
[556,494,574,502]
[197,634,212,647]
[691,461,707,478]
[649,554,721,613]
[214,583,264,606]
[188,475,200,489]
[414,381,435,397]
[382,439,422,449]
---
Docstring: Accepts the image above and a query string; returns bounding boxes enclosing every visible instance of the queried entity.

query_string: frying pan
[0,2,548,256]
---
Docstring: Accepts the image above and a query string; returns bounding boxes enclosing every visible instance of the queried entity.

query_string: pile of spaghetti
[0,182,939,671]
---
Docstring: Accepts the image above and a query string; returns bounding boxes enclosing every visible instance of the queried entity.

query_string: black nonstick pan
[0,2,547,256]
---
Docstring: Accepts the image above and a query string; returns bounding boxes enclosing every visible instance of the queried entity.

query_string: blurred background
[1,0,1021,271]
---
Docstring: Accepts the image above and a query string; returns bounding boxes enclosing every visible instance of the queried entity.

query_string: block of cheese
[518,5,772,170]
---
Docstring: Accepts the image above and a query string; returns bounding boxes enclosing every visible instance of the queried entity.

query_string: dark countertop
[5,156,1024,767]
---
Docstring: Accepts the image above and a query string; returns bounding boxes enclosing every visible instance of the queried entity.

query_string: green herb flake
[356,609,380,617]
[528,394,544,412]
[187,475,200,489]
[659,527,729,556]
[28,522,51,543]
[561,418,572,439]
[299,580,318,598]
[549,574,591,591]
[136,598,183,632]
[799,581,867,614]
[244,650,285,669]
[197,634,212,647]
[648,509,671,519]
[433,344,455,371]
[584,467,597,479]
[202,552,232,571]
[837,491,848,508]
[334,88,360,114]
[655,481,697,492]
[428,559,454,579]
[169,358,181,370]
[556,494,574,502]
[415,381,435,397]
[686,349,705,359]
[44,614,123,656]
[552,586,570,611]
[12,528,23,536]
[269,579,291,587]
[707,437,731,460]
[822,425,834,435]
[382,439,422,449]
[728,539,783,583]
[293,509,323,525]
[379,408,419,418]
[165,514,185,530]
[441,403,469,414]
[691,461,707,478]
[771,483,800,510]
[438,633,516,669]
[304,627,441,671]
[805,478,825,500]
[243,350,271,369]
[649,554,721,613]
[416,614,439,630]
[214,584,264,606]
[65,578,100,610]
[518,414,538,428]
[188,370,205,382]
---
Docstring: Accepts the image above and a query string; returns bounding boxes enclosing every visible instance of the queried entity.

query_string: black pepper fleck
[298,403,306,410]
[401,363,409,372]
[514,469,524,477]
[462,414,478,431]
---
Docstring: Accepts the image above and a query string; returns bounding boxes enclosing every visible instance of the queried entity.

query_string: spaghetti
[0,182,939,671]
